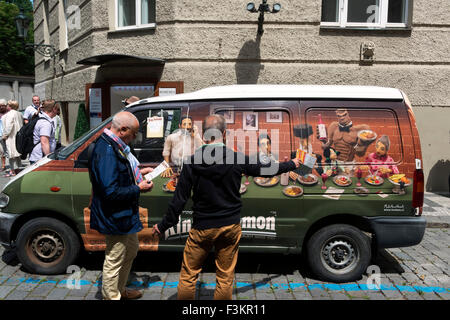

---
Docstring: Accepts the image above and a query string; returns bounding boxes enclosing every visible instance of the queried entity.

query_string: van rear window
[305,107,403,175]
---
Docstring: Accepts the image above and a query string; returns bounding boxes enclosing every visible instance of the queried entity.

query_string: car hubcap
[321,237,358,273]
[30,231,64,262]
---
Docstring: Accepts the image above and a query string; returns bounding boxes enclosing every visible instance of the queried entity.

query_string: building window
[321,0,411,29]
[116,0,156,29]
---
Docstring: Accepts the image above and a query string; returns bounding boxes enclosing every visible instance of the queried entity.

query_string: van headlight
[0,193,9,208]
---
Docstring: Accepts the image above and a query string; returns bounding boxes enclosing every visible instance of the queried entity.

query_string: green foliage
[0,0,34,76]
[74,103,90,140]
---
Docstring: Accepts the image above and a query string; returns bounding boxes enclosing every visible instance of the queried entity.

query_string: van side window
[188,101,296,162]
[305,108,402,177]
[130,108,182,164]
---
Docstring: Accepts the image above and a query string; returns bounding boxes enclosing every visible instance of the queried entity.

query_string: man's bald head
[203,114,226,143]
[111,111,140,144]
[112,111,139,130]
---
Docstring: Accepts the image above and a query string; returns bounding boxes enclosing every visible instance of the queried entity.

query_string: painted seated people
[361,135,399,178]
[161,115,203,178]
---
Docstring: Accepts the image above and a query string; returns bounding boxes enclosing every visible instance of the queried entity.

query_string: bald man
[88,111,153,300]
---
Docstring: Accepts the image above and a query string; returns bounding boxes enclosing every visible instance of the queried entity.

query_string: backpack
[16,116,51,158]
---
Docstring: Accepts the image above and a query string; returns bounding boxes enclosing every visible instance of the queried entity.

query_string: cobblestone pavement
[0,169,449,300]
[0,227,448,300]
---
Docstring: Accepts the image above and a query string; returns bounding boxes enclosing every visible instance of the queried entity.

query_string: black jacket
[157,145,296,233]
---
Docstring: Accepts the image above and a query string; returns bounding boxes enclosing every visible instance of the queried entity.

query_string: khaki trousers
[177,223,242,300]
[102,233,139,300]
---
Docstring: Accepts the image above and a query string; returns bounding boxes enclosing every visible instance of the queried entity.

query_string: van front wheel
[16,217,80,275]
[306,224,371,283]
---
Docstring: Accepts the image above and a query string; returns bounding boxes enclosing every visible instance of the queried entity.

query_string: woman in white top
[2,100,23,176]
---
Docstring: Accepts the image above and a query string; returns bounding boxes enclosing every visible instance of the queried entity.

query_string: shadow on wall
[235,35,263,84]
[426,159,450,193]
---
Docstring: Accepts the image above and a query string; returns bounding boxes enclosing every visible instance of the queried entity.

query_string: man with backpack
[28,99,60,164]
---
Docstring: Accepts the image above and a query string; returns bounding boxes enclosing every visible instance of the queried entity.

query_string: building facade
[0,74,35,111]
[33,0,449,192]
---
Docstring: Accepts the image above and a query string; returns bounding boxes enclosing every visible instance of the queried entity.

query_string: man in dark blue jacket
[153,115,301,300]
[89,111,153,300]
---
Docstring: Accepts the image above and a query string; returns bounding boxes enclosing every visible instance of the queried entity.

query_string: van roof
[129,85,404,107]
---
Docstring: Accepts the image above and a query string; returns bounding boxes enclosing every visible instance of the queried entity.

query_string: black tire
[15,217,80,275]
[306,224,371,283]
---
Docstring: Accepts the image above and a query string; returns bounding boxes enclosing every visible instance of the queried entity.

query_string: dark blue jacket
[89,133,142,235]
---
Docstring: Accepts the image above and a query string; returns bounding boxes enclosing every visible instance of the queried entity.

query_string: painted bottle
[280,156,289,186]
[317,114,327,141]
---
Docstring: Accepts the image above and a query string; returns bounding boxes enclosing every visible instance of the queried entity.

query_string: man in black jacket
[153,114,301,300]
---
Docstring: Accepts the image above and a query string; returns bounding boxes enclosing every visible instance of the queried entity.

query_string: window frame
[115,0,156,31]
[320,0,411,30]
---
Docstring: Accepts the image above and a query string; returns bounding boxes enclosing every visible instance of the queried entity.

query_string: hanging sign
[147,116,164,138]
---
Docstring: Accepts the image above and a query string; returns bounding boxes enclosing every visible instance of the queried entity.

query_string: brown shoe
[120,288,143,300]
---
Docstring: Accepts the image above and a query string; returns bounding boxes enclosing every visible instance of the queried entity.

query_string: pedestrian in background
[53,108,62,150]
[122,96,140,107]
[153,114,301,300]
[23,95,41,124]
[89,111,154,300]
[29,99,59,164]
[0,99,7,171]
[1,100,23,176]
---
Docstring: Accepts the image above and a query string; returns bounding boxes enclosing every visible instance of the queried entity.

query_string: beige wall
[33,0,450,192]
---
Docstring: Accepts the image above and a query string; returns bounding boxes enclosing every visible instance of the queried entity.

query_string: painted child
[363,135,399,177]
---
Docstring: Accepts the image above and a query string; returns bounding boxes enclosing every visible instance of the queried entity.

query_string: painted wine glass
[356,167,363,187]
[321,173,328,190]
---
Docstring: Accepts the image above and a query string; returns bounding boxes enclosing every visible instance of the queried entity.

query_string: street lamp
[246,0,281,35]
[15,8,56,58]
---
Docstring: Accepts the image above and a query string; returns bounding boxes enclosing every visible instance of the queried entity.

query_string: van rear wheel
[16,217,80,275]
[306,224,371,283]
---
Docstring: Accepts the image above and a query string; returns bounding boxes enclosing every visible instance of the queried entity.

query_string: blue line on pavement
[2,276,449,294]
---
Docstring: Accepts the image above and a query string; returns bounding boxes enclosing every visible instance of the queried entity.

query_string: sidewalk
[0,164,448,227]
[423,192,450,228]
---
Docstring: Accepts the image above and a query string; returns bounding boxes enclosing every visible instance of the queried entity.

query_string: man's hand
[151,224,161,236]
[291,158,302,168]
[138,180,153,192]
[140,167,153,176]
[161,167,173,178]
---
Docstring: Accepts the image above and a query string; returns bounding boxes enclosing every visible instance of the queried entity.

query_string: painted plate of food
[388,174,411,187]
[254,176,280,187]
[289,171,299,181]
[163,180,176,193]
[298,173,319,186]
[365,175,384,186]
[358,130,377,143]
[333,175,352,187]
[282,186,304,198]
[354,187,369,196]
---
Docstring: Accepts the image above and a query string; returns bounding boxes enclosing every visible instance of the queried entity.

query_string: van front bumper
[0,212,19,249]
[367,216,426,249]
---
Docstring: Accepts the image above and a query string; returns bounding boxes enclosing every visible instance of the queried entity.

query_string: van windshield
[56,116,113,160]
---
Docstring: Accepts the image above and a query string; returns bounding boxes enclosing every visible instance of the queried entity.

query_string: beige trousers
[102,233,139,300]
[177,223,242,300]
